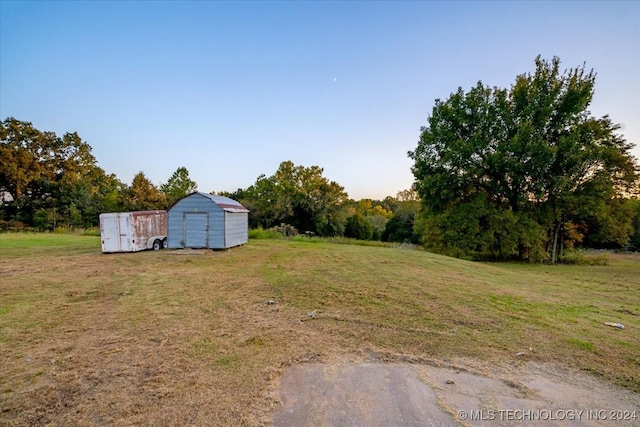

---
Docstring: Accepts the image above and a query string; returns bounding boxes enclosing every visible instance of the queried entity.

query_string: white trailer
[99,211,168,253]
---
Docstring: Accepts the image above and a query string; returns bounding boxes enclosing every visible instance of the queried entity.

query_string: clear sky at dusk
[1,1,639,200]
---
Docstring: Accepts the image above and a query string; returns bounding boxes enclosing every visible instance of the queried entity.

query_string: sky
[1,1,639,200]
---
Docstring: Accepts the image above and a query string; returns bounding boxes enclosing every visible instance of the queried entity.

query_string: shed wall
[224,212,249,247]
[208,209,226,249]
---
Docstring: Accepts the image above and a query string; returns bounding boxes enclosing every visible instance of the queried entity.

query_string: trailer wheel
[153,239,162,250]
[162,238,167,249]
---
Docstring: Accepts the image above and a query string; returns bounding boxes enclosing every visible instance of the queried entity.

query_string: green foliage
[64,203,83,229]
[33,208,55,231]
[409,56,639,262]
[217,188,246,202]
[344,213,374,240]
[0,118,126,229]
[120,172,167,211]
[352,199,394,219]
[580,197,635,249]
[343,198,396,241]
[383,212,415,243]
[418,199,548,261]
[382,192,421,244]
[241,161,349,237]
[365,215,388,241]
[161,166,197,206]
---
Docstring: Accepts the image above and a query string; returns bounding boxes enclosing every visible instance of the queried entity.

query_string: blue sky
[1,1,639,200]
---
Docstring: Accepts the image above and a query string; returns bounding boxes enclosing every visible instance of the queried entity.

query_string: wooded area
[1,57,639,259]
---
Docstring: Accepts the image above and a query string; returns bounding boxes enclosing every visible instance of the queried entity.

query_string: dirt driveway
[272,360,639,426]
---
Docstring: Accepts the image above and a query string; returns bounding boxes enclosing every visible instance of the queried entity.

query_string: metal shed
[167,192,249,249]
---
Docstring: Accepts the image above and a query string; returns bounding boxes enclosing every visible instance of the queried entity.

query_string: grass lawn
[1,233,638,425]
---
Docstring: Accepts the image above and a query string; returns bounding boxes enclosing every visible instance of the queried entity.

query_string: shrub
[344,214,373,240]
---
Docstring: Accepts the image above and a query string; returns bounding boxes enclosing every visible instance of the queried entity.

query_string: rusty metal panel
[132,211,167,250]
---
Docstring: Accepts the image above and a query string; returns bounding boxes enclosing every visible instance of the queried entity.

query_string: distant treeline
[0,119,419,244]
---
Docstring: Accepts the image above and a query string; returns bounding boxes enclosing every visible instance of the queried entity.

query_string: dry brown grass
[1,234,639,425]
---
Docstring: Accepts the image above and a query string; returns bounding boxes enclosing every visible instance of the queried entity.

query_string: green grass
[248,227,283,239]
[247,228,401,248]
[0,231,100,256]
[0,233,639,425]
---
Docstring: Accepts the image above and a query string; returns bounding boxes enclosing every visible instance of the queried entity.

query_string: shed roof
[187,192,249,213]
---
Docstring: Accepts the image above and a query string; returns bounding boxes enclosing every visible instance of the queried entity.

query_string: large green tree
[1,118,124,229]
[409,56,638,262]
[241,161,349,236]
[1,119,58,225]
[161,166,197,206]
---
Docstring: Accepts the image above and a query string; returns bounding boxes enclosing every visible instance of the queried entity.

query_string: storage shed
[167,192,249,249]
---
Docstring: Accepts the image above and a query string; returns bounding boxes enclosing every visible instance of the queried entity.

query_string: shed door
[184,212,208,248]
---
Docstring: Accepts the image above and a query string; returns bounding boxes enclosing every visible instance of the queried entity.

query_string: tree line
[0,118,198,231]
[219,161,420,242]
[0,120,418,242]
[2,56,639,258]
